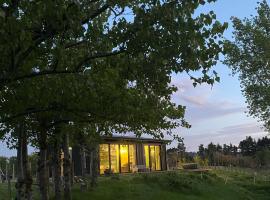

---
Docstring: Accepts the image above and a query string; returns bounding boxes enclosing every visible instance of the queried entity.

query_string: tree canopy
[0,0,227,137]
[0,1,227,199]
[224,0,270,132]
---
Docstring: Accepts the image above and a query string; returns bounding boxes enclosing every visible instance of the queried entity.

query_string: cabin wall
[72,141,168,175]
[135,143,145,166]
[161,144,167,171]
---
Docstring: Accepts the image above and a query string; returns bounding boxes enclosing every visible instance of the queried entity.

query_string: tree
[255,147,270,167]
[224,0,270,132]
[239,136,257,156]
[177,138,186,162]
[0,0,227,199]
[206,142,217,165]
[198,144,206,160]
[257,136,270,151]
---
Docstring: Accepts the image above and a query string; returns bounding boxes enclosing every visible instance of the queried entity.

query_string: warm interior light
[120,147,127,154]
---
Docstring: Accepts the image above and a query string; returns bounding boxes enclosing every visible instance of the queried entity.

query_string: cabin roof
[101,135,170,144]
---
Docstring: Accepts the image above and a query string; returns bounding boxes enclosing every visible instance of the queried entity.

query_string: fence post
[253,172,257,185]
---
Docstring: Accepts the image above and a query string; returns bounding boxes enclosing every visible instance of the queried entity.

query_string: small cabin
[72,136,169,175]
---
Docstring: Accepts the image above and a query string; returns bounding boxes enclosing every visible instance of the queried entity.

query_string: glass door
[110,144,119,173]
[129,144,136,172]
[120,145,129,173]
[99,144,109,174]
[150,146,156,171]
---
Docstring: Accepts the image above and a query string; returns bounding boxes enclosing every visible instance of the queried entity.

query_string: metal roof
[101,135,171,144]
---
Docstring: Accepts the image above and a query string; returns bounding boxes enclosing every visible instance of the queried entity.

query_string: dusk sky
[0,0,269,157]
[171,0,269,151]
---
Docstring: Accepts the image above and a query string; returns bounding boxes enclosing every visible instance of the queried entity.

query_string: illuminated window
[144,145,161,171]
[110,144,119,173]
[155,146,161,170]
[99,144,109,174]
[144,145,150,169]
[150,146,156,171]
[129,145,136,172]
[120,145,129,173]
[99,143,165,174]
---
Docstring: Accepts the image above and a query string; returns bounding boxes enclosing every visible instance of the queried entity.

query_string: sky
[169,0,269,151]
[0,0,269,157]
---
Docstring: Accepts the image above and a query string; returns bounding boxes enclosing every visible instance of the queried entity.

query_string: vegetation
[1,170,270,200]
[1,0,270,199]
[0,0,227,199]
[225,0,270,132]
[167,136,270,170]
[196,136,270,168]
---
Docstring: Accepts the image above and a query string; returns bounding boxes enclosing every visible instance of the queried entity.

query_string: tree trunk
[38,128,49,200]
[52,138,61,200]
[22,126,33,200]
[63,133,71,200]
[80,146,86,177]
[16,124,24,200]
[90,144,98,188]
[7,164,11,200]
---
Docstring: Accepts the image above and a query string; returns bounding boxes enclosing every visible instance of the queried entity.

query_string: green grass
[72,170,270,200]
[1,170,270,200]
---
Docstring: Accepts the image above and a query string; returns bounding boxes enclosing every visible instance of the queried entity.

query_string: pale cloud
[171,77,246,123]
[181,95,206,106]
[169,76,268,152]
[184,102,246,123]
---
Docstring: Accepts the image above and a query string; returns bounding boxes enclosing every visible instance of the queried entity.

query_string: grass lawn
[72,170,270,200]
[1,170,270,200]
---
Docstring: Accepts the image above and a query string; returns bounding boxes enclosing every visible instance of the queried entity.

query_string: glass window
[150,146,156,171]
[99,144,109,174]
[110,144,119,173]
[129,145,136,172]
[144,145,150,169]
[155,146,161,170]
[120,145,129,173]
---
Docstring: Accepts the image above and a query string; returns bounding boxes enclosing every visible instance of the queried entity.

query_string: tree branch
[75,49,126,70]
[82,4,110,24]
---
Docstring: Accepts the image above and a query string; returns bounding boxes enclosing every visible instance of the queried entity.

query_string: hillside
[1,169,270,200]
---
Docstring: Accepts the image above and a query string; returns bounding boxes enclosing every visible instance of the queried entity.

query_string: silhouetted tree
[239,136,257,156]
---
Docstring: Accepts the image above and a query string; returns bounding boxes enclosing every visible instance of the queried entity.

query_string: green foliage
[255,148,270,167]
[198,136,270,168]
[239,136,257,156]
[224,0,270,132]
[194,155,208,166]
[1,170,270,199]
[69,171,270,200]
[0,0,227,146]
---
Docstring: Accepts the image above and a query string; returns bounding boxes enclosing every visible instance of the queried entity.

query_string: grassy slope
[1,170,270,200]
[72,170,270,200]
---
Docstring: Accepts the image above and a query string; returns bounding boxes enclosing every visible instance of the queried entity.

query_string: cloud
[185,102,246,123]
[217,123,265,136]
[187,122,265,138]
[181,95,206,106]
[170,77,246,123]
